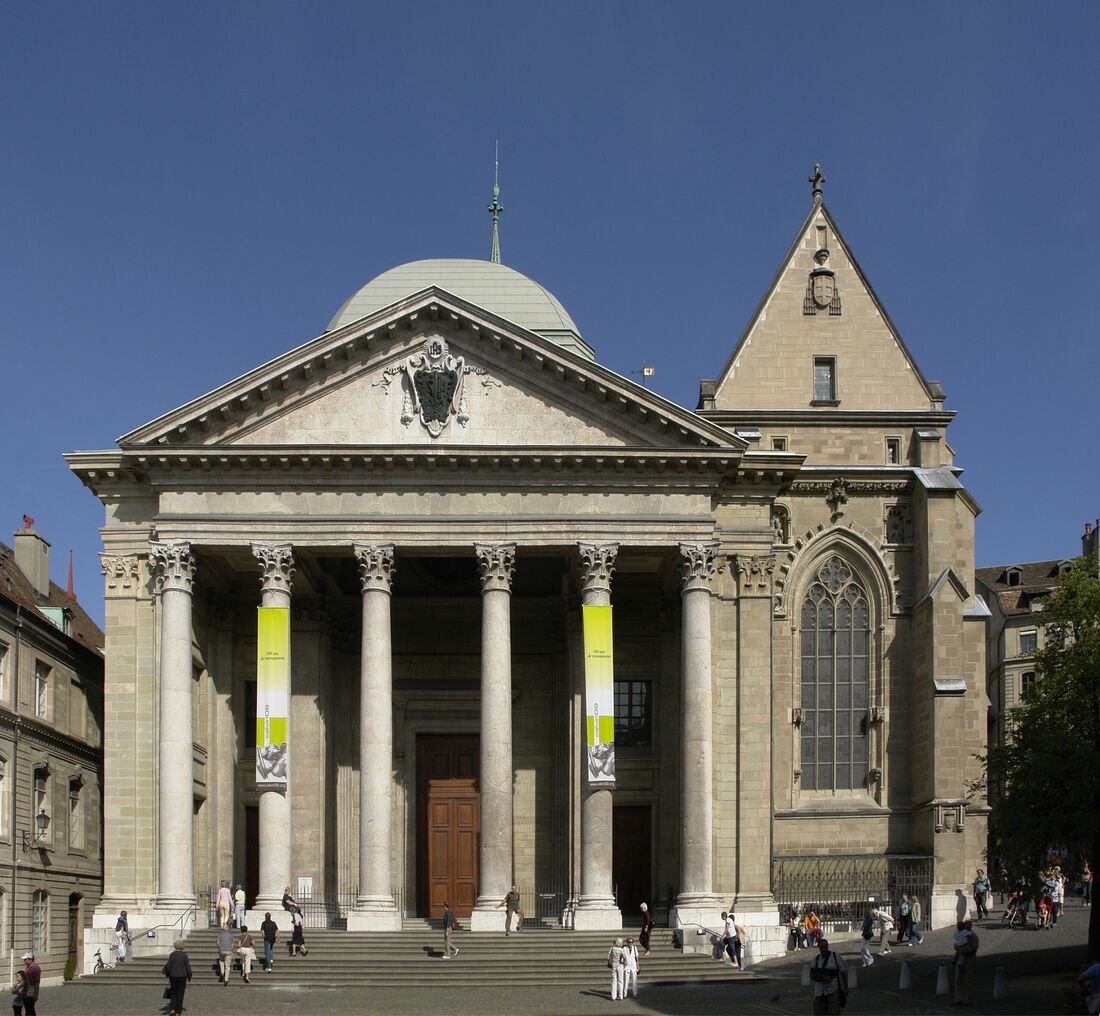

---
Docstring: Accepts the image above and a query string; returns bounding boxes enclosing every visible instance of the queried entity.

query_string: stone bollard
[801,964,811,986]
[936,964,950,995]
[899,960,912,990]
[993,966,1007,999]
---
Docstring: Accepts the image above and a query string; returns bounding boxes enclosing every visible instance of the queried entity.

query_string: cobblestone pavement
[47,903,1094,1014]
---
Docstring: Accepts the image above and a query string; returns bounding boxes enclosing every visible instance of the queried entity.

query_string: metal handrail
[136,903,199,940]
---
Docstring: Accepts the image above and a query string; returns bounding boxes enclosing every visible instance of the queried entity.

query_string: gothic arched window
[800,556,870,790]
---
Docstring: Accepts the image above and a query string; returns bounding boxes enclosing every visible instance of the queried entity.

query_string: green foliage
[63,956,75,981]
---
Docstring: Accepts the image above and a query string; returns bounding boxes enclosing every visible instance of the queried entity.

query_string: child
[1037,895,1051,928]
[11,970,26,1016]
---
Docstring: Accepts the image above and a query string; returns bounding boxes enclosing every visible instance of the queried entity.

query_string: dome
[328,259,593,360]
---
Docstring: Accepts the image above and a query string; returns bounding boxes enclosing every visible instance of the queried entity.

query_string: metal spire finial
[809,163,826,204]
[488,141,503,264]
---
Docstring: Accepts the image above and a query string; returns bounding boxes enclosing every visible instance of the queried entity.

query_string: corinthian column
[470,543,516,931]
[251,543,295,917]
[347,544,400,931]
[149,540,197,912]
[672,542,723,929]
[573,542,623,930]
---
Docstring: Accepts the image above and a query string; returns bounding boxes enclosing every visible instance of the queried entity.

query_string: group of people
[787,906,822,949]
[8,954,41,1016]
[605,936,641,1000]
[1002,860,1090,928]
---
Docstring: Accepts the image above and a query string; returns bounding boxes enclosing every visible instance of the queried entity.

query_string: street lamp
[22,809,50,851]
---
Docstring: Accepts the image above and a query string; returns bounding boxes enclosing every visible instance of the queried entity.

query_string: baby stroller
[1003,892,1029,928]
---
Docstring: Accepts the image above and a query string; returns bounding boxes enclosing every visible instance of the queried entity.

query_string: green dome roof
[328,259,592,360]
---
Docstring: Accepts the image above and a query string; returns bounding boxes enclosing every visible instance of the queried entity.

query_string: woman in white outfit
[607,937,626,1000]
[622,937,640,998]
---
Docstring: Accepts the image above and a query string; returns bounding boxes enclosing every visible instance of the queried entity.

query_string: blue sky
[2,2,1098,626]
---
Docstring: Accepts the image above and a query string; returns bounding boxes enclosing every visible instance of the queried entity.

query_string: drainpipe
[9,605,23,985]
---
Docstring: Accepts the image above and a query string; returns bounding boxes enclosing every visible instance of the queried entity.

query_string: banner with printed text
[582,604,615,784]
[256,606,289,786]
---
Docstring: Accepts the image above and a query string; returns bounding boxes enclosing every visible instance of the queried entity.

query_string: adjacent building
[67,172,988,956]
[0,523,104,979]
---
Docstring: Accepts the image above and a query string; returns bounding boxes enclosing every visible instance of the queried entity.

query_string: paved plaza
[42,904,1094,1015]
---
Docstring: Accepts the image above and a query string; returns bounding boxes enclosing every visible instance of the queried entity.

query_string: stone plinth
[346,906,402,932]
[571,904,623,931]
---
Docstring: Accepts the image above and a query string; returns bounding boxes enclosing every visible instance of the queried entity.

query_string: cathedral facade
[68,178,987,959]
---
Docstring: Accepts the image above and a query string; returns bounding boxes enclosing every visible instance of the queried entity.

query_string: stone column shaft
[348,545,400,931]
[150,541,196,909]
[471,544,515,929]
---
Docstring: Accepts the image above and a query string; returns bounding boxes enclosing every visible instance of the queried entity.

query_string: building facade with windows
[0,524,104,980]
[67,178,987,955]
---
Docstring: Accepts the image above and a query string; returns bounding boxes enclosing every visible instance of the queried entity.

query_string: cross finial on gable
[808,163,826,204]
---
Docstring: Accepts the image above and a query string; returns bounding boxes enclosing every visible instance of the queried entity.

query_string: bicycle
[92,946,118,974]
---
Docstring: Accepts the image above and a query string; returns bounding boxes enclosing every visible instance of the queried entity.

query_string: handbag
[163,986,172,999]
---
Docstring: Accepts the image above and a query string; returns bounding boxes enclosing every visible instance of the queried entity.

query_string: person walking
[875,908,895,955]
[1085,862,1093,907]
[234,883,247,929]
[606,937,626,1000]
[114,910,130,962]
[809,937,848,1016]
[441,902,459,959]
[217,924,236,985]
[907,896,925,945]
[236,926,256,982]
[10,970,27,1016]
[260,911,279,971]
[290,906,308,956]
[19,956,40,1016]
[622,937,640,998]
[1052,868,1065,925]
[898,895,912,942]
[859,913,874,967]
[639,902,654,956]
[973,868,991,920]
[216,881,232,929]
[953,919,980,1005]
[162,939,192,1016]
[497,884,522,934]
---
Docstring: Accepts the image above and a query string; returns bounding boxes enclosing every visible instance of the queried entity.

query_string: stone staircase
[78,925,761,988]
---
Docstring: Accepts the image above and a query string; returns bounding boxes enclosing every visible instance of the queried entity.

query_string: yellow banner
[256,607,289,785]
[582,605,615,784]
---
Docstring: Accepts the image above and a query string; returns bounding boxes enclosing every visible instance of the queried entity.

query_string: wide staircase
[81,921,759,988]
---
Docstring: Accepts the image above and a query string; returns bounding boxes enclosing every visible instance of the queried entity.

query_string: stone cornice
[698,408,956,427]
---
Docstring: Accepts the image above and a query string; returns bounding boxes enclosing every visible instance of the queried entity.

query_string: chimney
[14,520,51,600]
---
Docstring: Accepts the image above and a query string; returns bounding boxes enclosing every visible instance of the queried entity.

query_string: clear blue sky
[2,2,1097,626]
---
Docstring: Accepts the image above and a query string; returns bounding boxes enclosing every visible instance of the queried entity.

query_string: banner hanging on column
[256,606,289,786]
[582,604,615,784]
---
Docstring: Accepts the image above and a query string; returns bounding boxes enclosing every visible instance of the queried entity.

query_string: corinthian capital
[148,541,195,594]
[734,553,776,596]
[577,543,619,596]
[474,543,516,594]
[100,553,141,593]
[251,543,295,595]
[678,542,720,593]
[354,544,396,594]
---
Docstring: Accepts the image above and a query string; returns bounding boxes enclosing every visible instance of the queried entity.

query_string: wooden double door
[417,735,479,919]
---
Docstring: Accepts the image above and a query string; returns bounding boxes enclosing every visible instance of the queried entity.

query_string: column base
[346,902,401,932]
[931,885,969,931]
[571,897,623,931]
[670,897,724,940]
[469,905,512,932]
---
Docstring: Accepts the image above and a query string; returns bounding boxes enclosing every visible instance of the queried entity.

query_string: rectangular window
[33,769,51,845]
[1019,630,1038,655]
[68,780,84,851]
[813,357,837,403]
[32,892,47,953]
[885,437,902,464]
[614,680,653,747]
[1021,671,1037,697]
[0,641,8,702]
[69,679,86,740]
[34,661,50,720]
[771,436,789,452]
[0,760,8,841]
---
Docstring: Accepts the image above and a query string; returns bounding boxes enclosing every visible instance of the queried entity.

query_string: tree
[980,558,1100,961]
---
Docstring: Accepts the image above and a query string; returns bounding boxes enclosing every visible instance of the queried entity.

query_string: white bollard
[899,960,912,990]
[848,967,857,989]
[936,964,951,995]
[993,966,1007,999]
[801,964,811,986]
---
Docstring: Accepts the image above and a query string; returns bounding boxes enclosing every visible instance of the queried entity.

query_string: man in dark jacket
[21,954,41,1016]
[162,940,192,1016]
[260,911,280,971]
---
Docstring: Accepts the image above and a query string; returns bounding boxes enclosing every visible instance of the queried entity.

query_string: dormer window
[1057,560,1073,577]
[1005,567,1022,587]
[812,357,838,404]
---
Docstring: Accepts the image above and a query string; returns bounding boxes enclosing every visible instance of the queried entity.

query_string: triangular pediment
[710,202,939,412]
[120,289,742,453]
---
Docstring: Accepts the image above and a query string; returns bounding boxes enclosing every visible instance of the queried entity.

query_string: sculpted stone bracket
[374,335,499,438]
[251,543,296,595]
[354,544,396,594]
[475,543,516,593]
[934,802,966,834]
[734,554,775,597]
[100,553,142,595]
[148,540,195,594]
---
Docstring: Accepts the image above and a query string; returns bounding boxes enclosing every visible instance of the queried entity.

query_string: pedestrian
[260,911,279,971]
[162,939,192,1016]
[496,884,522,934]
[789,907,805,950]
[875,908,895,954]
[19,956,39,1016]
[1085,862,1093,907]
[973,868,991,920]
[859,912,874,967]
[805,908,822,946]
[1076,958,1100,1015]
[236,925,256,982]
[907,896,925,945]
[953,919,979,1006]
[1052,867,1065,925]
[234,883,247,929]
[441,902,459,959]
[622,936,640,998]
[607,937,626,1000]
[281,885,298,913]
[721,911,736,965]
[10,970,27,1016]
[114,909,130,962]
[898,895,912,942]
[290,906,308,956]
[216,880,232,928]
[639,902,654,956]
[809,937,848,1016]
[217,923,236,985]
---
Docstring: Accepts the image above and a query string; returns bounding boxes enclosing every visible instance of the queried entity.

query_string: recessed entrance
[612,804,652,919]
[416,734,479,919]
